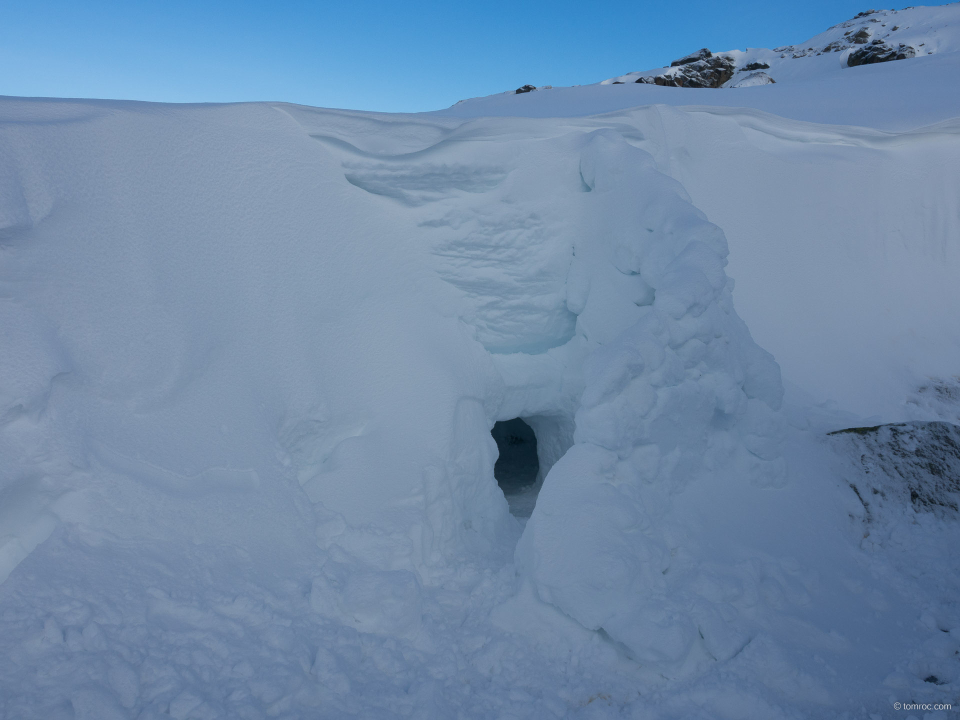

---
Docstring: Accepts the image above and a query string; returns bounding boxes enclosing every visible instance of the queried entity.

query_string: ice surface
[2,11,960,717]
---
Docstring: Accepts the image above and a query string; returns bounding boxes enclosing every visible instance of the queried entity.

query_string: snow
[2,5,960,718]
[452,4,960,132]
[446,49,960,130]
[600,3,960,88]
[728,71,775,88]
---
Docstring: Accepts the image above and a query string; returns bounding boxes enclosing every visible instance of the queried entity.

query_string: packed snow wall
[0,97,782,670]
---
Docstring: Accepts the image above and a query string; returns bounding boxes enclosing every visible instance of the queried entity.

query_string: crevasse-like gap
[492,418,540,518]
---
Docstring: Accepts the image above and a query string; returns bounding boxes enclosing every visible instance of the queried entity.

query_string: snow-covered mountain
[605,3,960,87]
[1,5,959,720]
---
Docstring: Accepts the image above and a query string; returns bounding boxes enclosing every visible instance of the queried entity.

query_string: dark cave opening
[492,418,540,518]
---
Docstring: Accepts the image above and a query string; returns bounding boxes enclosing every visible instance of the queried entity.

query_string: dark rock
[852,28,872,44]
[671,48,712,66]
[655,54,736,88]
[847,40,916,66]
[741,61,770,71]
[635,76,656,84]
[854,9,879,18]
[515,85,537,94]
[828,421,960,515]
[612,81,625,84]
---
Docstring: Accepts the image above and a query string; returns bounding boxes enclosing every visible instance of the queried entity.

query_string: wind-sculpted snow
[442,95,960,421]
[516,132,785,672]
[1,59,959,715]
[0,93,789,711]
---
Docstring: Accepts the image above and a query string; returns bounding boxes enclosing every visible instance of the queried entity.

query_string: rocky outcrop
[515,85,537,94]
[847,40,917,66]
[829,421,960,517]
[599,5,934,93]
[671,48,713,66]
[636,50,735,88]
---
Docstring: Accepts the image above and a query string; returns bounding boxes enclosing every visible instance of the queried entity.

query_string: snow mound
[0,95,783,675]
[3,20,960,713]
[729,70,776,87]
[516,131,784,673]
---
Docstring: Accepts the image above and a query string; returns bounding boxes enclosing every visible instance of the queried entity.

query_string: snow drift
[0,95,782,655]
[2,5,960,718]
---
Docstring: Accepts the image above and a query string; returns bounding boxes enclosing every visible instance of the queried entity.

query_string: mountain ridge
[602,4,959,87]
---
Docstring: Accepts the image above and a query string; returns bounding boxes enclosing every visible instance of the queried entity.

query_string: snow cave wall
[0,98,783,669]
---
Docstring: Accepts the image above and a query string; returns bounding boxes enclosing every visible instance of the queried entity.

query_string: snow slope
[0,96,786,718]
[601,4,960,88]
[441,95,960,422]
[447,48,960,130]
[2,7,959,719]
[452,4,960,131]
[445,5,960,423]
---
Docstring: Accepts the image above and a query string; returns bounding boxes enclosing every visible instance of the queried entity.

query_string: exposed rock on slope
[634,49,735,88]
[671,48,713,66]
[769,8,920,62]
[848,39,918,66]
[830,421,960,521]
[598,4,958,90]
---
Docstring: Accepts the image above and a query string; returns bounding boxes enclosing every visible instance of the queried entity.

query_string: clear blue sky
[0,1,942,112]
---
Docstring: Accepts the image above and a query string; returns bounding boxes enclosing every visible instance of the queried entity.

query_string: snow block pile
[517,132,784,673]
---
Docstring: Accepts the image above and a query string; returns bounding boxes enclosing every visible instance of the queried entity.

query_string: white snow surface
[2,10,960,719]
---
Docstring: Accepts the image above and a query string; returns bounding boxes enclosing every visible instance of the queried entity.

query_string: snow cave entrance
[492,418,541,518]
